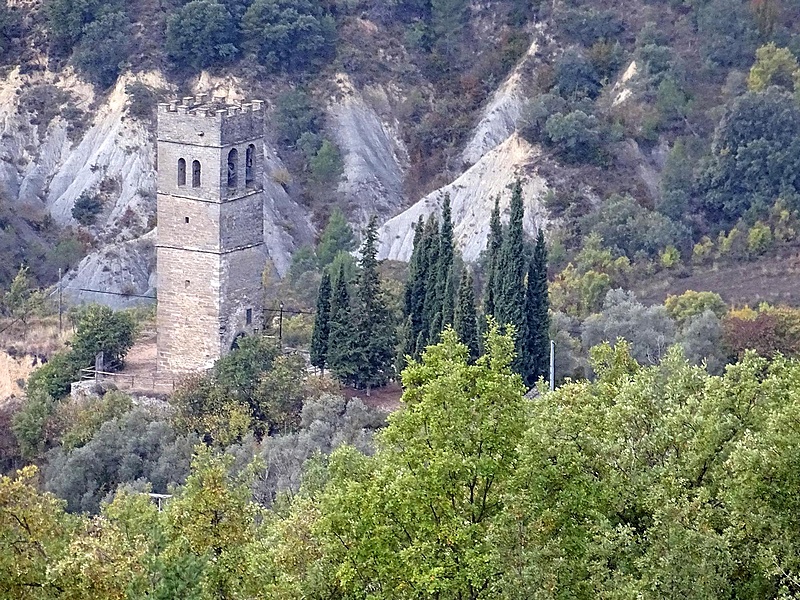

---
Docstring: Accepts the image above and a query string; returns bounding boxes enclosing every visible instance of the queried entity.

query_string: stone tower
[156,95,265,374]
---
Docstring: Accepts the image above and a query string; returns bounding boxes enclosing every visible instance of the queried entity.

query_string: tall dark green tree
[351,216,395,391]
[310,271,332,373]
[523,229,550,387]
[484,196,503,318]
[495,180,527,373]
[404,216,427,357]
[436,194,455,328]
[454,269,479,362]
[422,215,441,342]
[316,207,355,268]
[327,263,359,386]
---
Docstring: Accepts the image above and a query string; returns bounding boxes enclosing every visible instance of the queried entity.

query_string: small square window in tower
[184,216,190,224]
[246,308,252,325]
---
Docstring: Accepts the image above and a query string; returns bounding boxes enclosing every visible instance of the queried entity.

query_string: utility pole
[549,340,555,392]
[278,301,284,348]
[57,268,63,336]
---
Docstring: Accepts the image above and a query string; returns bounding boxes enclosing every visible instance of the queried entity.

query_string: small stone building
[156,95,266,373]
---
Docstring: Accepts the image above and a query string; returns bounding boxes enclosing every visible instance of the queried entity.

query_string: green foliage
[2,265,44,322]
[748,43,800,92]
[308,138,343,184]
[583,193,688,259]
[57,390,132,451]
[582,289,676,366]
[495,180,527,372]
[45,0,119,54]
[274,88,323,148]
[544,109,605,164]
[72,11,130,88]
[698,88,800,225]
[747,219,773,255]
[697,0,758,70]
[523,228,549,386]
[453,268,478,361]
[316,325,527,598]
[241,0,336,73]
[71,192,103,226]
[316,207,355,268]
[310,270,331,372]
[70,304,136,369]
[665,290,727,324]
[125,82,158,121]
[165,0,238,70]
[483,196,502,317]
[555,6,623,47]
[553,48,602,99]
[12,389,56,460]
[25,351,82,400]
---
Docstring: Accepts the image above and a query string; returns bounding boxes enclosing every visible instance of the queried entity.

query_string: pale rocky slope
[377,134,549,263]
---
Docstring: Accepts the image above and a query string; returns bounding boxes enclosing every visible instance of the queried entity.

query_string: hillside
[0,0,797,310]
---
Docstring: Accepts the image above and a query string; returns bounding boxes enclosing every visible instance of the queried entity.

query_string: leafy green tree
[12,389,56,461]
[310,270,331,373]
[45,0,117,53]
[316,208,355,269]
[70,304,136,369]
[309,138,343,184]
[72,11,131,88]
[317,324,527,599]
[697,0,758,70]
[748,43,799,92]
[0,466,78,599]
[453,269,478,361]
[3,265,44,323]
[430,0,468,58]
[523,229,549,386]
[664,290,727,325]
[350,216,395,390]
[165,0,238,70]
[25,351,82,400]
[274,88,323,148]
[254,353,306,433]
[544,109,604,164]
[553,48,602,99]
[242,0,336,73]
[495,180,527,373]
[698,88,800,224]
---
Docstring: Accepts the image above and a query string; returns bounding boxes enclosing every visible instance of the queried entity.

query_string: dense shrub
[72,11,131,88]
[553,49,602,99]
[697,88,800,225]
[165,0,238,70]
[241,0,336,73]
[71,193,103,226]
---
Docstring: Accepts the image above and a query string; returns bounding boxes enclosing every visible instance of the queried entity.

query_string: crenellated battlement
[157,95,265,147]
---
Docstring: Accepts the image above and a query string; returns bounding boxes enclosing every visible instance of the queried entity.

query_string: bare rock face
[63,231,157,310]
[377,134,550,263]
[460,37,540,168]
[329,73,409,225]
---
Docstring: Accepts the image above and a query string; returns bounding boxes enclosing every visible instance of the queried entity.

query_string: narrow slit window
[184,216,190,224]
[177,158,186,186]
[245,144,255,187]
[227,148,238,189]
[192,160,201,187]
[246,308,253,325]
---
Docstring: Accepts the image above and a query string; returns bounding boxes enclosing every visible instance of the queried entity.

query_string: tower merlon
[157,97,265,146]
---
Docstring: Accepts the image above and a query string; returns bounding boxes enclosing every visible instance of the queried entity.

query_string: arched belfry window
[245,144,255,188]
[192,160,201,187]
[227,148,238,189]
[177,158,186,186]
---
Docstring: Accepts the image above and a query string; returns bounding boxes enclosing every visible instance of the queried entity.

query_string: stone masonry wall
[220,244,266,350]
[156,247,222,373]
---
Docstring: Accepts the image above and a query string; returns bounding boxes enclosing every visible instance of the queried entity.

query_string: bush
[125,82,158,121]
[11,389,55,460]
[309,139,344,184]
[241,0,336,73]
[275,88,323,148]
[45,0,120,53]
[665,290,727,324]
[553,49,601,99]
[71,193,103,226]
[72,11,131,88]
[26,352,82,400]
[747,220,773,256]
[70,305,136,369]
[555,7,623,47]
[165,0,238,70]
[544,110,604,164]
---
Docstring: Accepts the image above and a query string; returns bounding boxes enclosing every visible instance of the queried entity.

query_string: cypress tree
[484,196,503,317]
[310,270,332,373]
[327,263,359,386]
[524,228,550,387]
[437,194,455,327]
[495,180,527,373]
[422,215,441,342]
[454,269,479,362]
[352,216,395,391]
[404,216,427,357]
